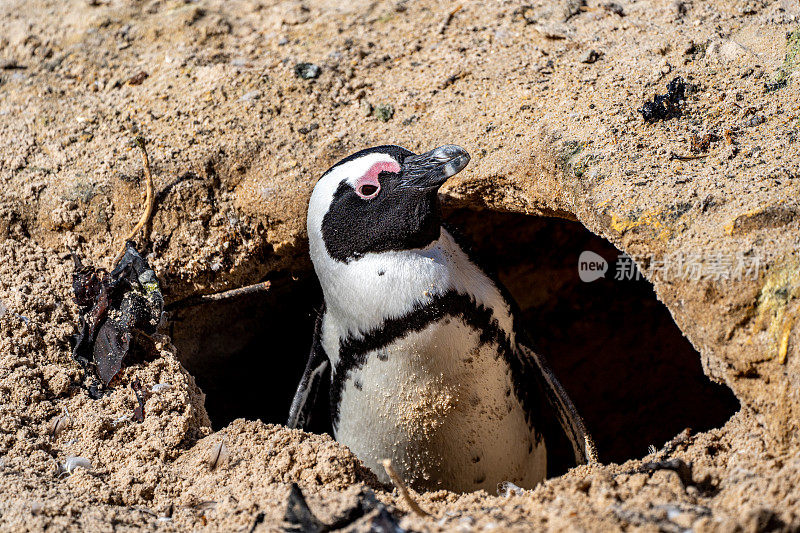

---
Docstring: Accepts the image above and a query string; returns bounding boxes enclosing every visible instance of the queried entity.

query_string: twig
[439,5,462,34]
[165,281,272,311]
[670,152,709,161]
[113,136,155,265]
[381,459,429,517]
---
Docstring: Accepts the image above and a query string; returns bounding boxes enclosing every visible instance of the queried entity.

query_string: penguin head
[307,145,470,263]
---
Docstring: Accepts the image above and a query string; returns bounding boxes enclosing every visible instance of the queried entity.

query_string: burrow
[168,207,739,472]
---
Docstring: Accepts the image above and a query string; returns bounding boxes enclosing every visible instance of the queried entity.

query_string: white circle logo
[578,251,608,282]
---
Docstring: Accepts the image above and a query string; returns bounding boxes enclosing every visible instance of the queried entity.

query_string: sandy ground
[1,0,799,530]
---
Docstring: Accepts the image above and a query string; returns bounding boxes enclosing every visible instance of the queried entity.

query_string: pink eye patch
[354,161,400,199]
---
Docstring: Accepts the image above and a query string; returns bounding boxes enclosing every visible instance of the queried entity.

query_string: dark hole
[168,274,328,433]
[169,208,739,468]
[445,208,740,464]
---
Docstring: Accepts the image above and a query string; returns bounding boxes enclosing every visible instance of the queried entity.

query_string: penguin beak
[400,145,470,190]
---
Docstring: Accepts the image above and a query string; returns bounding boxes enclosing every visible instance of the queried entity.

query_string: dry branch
[113,136,155,265]
[381,459,430,517]
[165,281,272,311]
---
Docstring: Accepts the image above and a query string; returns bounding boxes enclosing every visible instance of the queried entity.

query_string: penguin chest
[333,317,546,492]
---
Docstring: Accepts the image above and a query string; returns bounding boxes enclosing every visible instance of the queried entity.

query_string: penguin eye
[355,178,381,199]
[358,184,379,197]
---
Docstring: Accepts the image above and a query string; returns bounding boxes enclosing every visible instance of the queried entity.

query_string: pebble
[562,0,585,21]
[672,1,688,18]
[580,49,601,63]
[497,481,525,497]
[744,114,765,127]
[601,2,625,16]
[63,456,91,474]
[374,103,394,122]
[298,123,319,135]
[151,383,172,393]
[239,90,261,102]
[294,62,321,79]
[360,100,373,117]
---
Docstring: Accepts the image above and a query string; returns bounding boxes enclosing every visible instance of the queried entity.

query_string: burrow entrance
[169,209,739,466]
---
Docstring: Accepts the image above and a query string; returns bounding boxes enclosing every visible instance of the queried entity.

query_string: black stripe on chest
[328,290,538,435]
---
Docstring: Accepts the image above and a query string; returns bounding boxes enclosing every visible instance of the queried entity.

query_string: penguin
[287,144,597,492]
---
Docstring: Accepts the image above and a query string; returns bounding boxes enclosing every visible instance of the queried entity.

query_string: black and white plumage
[288,145,597,492]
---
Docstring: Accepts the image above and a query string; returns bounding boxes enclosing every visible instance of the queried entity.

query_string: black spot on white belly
[378,270,385,276]
[353,378,363,391]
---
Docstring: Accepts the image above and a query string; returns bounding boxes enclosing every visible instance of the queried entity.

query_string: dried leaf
[69,242,163,387]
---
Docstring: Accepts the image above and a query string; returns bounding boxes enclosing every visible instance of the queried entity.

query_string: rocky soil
[1,0,799,530]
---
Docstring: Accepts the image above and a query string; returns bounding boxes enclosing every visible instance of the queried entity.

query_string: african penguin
[288,144,597,492]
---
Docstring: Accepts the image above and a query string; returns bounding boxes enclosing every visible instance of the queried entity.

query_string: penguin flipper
[518,343,599,466]
[287,312,329,430]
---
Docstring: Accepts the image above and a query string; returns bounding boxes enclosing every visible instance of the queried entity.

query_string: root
[381,459,429,517]
[112,136,155,265]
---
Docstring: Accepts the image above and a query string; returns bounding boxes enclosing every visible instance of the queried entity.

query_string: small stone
[533,23,571,40]
[127,71,149,85]
[579,49,601,63]
[601,2,624,16]
[298,123,319,135]
[374,103,394,122]
[239,90,261,102]
[497,481,525,497]
[361,100,373,117]
[744,114,765,128]
[63,456,91,474]
[294,62,321,79]
[671,1,688,18]
[562,0,585,22]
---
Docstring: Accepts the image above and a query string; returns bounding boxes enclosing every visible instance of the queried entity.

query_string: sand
[1,0,799,530]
